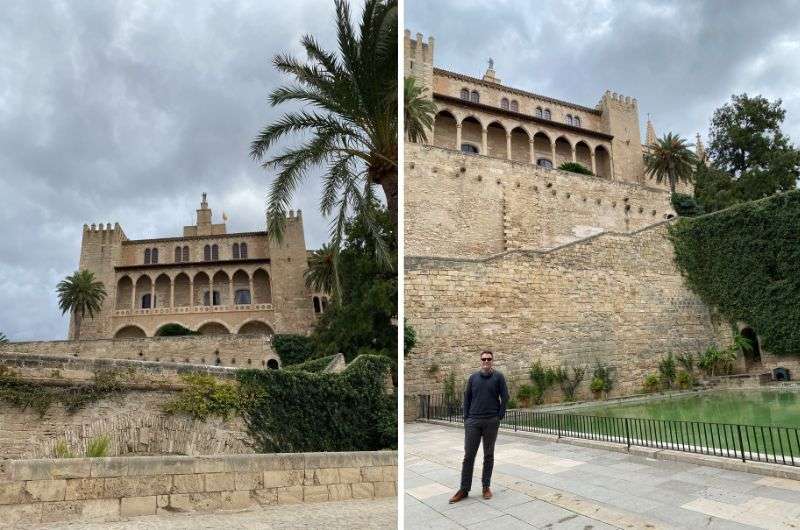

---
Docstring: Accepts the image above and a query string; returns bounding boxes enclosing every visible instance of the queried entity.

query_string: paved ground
[30,498,396,529]
[405,422,800,529]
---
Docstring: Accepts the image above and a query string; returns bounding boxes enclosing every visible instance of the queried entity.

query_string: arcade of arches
[432,110,613,178]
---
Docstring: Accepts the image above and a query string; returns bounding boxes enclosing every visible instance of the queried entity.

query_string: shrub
[528,361,556,405]
[53,440,74,459]
[676,370,694,390]
[558,162,593,175]
[155,323,198,336]
[86,435,110,457]
[590,361,613,397]
[676,353,695,373]
[272,334,315,366]
[237,354,395,452]
[553,364,585,402]
[506,397,518,410]
[443,371,457,404]
[285,355,335,373]
[642,373,661,393]
[698,345,738,377]
[669,190,800,356]
[404,321,417,356]
[517,384,534,408]
[670,192,704,217]
[658,353,677,389]
[162,373,243,421]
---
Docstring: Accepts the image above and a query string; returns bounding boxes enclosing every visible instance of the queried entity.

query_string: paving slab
[406,422,800,529]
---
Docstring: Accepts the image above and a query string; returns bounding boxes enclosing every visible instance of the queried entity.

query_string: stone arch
[212,270,230,306]
[486,121,507,159]
[575,141,593,172]
[237,320,274,336]
[554,136,572,167]
[154,274,171,309]
[114,325,147,339]
[433,110,457,150]
[134,275,153,309]
[252,268,272,304]
[460,115,482,153]
[193,271,210,306]
[232,269,251,305]
[533,131,553,167]
[267,359,279,370]
[155,323,192,336]
[740,327,762,369]
[115,276,133,310]
[509,126,530,162]
[196,321,231,335]
[174,273,191,307]
[595,145,612,179]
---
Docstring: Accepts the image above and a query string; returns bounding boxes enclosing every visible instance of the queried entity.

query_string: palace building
[72,194,325,340]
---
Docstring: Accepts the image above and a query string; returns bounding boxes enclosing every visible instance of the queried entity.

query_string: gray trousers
[459,416,500,492]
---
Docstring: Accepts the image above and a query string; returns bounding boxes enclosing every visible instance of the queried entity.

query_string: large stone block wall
[0,334,280,368]
[406,143,677,257]
[0,451,397,526]
[404,222,733,400]
[0,355,252,460]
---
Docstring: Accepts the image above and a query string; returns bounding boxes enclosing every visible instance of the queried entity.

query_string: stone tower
[72,222,128,339]
[404,30,434,97]
[266,210,312,333]
[598,91,646,184]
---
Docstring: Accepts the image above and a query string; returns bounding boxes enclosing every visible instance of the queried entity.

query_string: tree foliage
[644,132,697,193]
[558,162,593,175]
[155,323,198,336]
[669,190,800,356]
[404,76,436,143]
[250,0,398,240]
[56,270,107,340]
[707,94,800,202]
[272,334,316,366]
[304,243,341,301]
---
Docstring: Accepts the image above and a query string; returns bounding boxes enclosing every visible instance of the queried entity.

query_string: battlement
[286,209,303,219]
[404,30,434,65]
[598,90,638,109]
[83,222,124,234]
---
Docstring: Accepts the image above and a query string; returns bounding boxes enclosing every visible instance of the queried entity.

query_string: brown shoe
[482,486,492,500]
[448,490,468,503]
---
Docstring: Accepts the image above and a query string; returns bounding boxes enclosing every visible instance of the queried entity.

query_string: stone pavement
[26,498,396,529]
[405,422,800,529]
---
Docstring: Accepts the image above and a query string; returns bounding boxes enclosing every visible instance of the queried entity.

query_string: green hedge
[272,334,315,366]
[669,190,800,355]
[284,355,335,373]
[237,354,396,453]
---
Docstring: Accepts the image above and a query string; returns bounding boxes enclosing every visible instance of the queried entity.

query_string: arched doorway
[740,327,762,369]
[266,359,279,370]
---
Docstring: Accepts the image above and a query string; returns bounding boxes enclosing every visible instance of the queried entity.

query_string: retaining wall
[0,451,397,526]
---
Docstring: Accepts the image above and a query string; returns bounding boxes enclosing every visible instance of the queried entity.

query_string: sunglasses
[480,358,493,362]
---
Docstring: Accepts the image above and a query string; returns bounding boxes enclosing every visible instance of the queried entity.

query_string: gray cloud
[407,0,800,144]
[0,0,354,340]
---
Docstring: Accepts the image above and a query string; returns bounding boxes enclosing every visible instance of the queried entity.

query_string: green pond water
[574,390,800,428]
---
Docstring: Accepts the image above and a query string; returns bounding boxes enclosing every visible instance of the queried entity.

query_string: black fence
[419,394,800,467]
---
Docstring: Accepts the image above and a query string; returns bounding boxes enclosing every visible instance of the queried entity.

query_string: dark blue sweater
[463,370,510,420]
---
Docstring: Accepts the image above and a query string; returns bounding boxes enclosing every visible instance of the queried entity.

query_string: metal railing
[419,394,800,467]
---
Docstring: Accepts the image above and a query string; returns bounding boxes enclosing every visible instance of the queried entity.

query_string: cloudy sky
[0,0,350,341]
[406,0,800,147]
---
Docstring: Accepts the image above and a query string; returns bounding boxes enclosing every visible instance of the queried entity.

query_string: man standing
[449,350,510,503]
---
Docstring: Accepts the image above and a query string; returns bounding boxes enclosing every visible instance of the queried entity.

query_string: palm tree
[250,0,398,244]
[0,332,8,344]
[304,243,341,303]
[644,132,698,194]
[57,270,107,341]
[404,77,436,143]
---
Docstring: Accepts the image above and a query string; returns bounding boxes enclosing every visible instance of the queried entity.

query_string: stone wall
[0,334,281,369]
[404,222,733,401]
[0,355,252,461]
[0,450,397,526]
[406,143,677,258]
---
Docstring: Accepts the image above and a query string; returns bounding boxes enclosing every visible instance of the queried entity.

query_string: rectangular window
[235,289,251,305]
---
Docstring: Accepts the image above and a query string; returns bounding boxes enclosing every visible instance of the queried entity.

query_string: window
[321,297,329,311]
[535,107,543,118]
[234,289,251,305]
[174,246,181,262]
[574,116,581,127]
[470,90,479,103]
[211,244,219,260]
[182,246,189,262]
[510,100,518,112]
[203,245,211,261]
[543,109,551,120]
[203,290,221,306]
[144,248,151,264]
[537,158,553,168]
[232,243,240,259]
[460,88,470,100]
[151,248,158,264]
[501,97,509,110]
[141,293,152,309]
[313,296,321,314]
[240,242,248,258]
[566,114,573,125]
[461,143,479,154]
